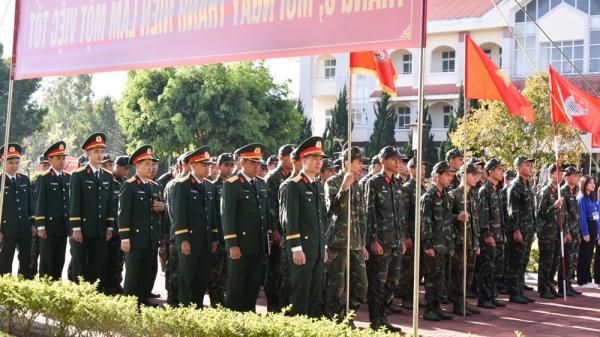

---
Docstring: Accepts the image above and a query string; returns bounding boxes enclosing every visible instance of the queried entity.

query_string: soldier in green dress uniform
[30,155,50,277]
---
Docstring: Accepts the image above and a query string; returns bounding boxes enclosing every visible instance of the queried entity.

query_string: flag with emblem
[349,51,398,98]
[550,65,600,138]
[464,35,534,122]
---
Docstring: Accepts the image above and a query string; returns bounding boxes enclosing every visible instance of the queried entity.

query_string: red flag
[550,65,600,138]
[350,51,398,99]
[464,35,534,122]
[593,134,600,149]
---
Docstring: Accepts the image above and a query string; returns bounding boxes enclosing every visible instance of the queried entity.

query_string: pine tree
[364,93,397,158]
[402,105,438,177]
[296,98,313,144]
[438,83,464,161]
[322,85,351,156]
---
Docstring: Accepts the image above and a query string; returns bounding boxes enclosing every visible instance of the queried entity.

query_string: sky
[0,0,300,100]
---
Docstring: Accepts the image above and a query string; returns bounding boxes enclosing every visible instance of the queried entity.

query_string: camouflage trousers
[166,228,179,306]
[366,247,401,321]
[505,232,533,296]
[158,238,169,271]
[30,235,39,277]
[324,248,367,320]
[103,235,124,294]
[424,252,449,308]
[208,241,228,307]
[559,237,580,287]
[538,239,560,294]
[279,246,292,311]
[398,244,424,301]
[264,244,282,312]
[477,241,505,302]
[449,245,477,305]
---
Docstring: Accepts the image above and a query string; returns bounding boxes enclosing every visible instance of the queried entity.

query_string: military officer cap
[77,154,88,167]
[115,156,134,169]
[564,166,582,176]
[547,163,567,174]
[44,141,68,158]
[343,146,363,161]
[504,170,517,180]
[513,155,535,168]
[279,144,296,156]
[408,157,429,168]
[445,148,464,161]
[81,132,107,151]
[0,143,22,159]
[267,155,279,165]
[151,154,160,162]
[467,157,485,166]
[217,153,235,165]
[321,158,337,171]
[431,161,457,177]
[296,136,329,159]
[185,145,214,164]
[484,158,505,171]
[379,146,406,160]
[291,148,301,161]
[180,151,194,164]
[362,158,371,166]
[102,154,114,163]
[234,143,266,163]
[372,155,381,165]
[461,163,483,175]
[128,145,155,165]
[38,155,49,164]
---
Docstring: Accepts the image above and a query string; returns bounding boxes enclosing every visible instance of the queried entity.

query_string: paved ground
[14,245,600,337]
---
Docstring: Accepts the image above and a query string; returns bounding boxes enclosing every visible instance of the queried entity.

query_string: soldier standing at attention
[222,144,270,312]
[421,162,456,322]
[365,146,407,333]
[448,164,482,316]
[446,149,464,190]
[69,133,115,284]
[323,146,367,327]
[476,158,508,309]
[397,155,411,185]
[536,164,568,299]
[498,170,516,295]
[359,156,382,195]
[30,155,50,277]
[285,137,328,317]
[118,145,164,306]
[208,153,235,307]
[35,142,71,280]
[0,144,36,278]
[559,166,582,296]
[506,155,537,304]
[173,146,218,307]
[319,159,338,185]
[263,144,294,312]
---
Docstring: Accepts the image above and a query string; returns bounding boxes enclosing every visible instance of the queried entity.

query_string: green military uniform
[222,144,270,312]
[498,170,516,294]
[421,162,456,321]
[446,149,464,191]
[365,147,407,331]
[476,158,507,308]
[104,170,125,294]
[69,134,115,284]
[506,156,537,304]
[559,166,581,296]
[324,147,367,321]
[118,145,162,305]
[285,137,327,318]
[30,155,49,278]
[173,147,218,306]
[448,164,481,316]
[0,144,36,279]
[35,142,71,280]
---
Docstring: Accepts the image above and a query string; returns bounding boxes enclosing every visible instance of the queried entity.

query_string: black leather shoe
[522,294,536,303]
[369,320,382,330]
[452,306,472,316]
[380,317,402,333]
[477,301,497,309]
[148,292,161,299]
[550,288,560,297]
[423,310,441,321]
[388,303,403,314]
[570,287,582,295]
[523,284,534,291]
[540,292,556,300]
[492,299,506,307]
[509,295,528,304]
[466,304,482,314]
[436,308,454,320]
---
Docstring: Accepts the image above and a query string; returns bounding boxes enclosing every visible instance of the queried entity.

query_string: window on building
[516,0,594,21]
[398,107,411,129]
[351,74,369,126]
[403,54,412,74]
[541,40,584,74]
[443,106,452,128]
[499,47,503,68]
[442,51,455,72]
[483,49,492,58]
[591,18,600,72]
[324,59,336,79]
[513,21,535,77]
[325,109,332,124]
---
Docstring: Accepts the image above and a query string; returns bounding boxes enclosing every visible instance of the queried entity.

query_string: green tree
[296,98,313,144]
[117,62,301,158]
[364,92,396,158]
[438,84,464,161]
[322,85,351,157]
[402,105,437,177]
[86,96,128,156]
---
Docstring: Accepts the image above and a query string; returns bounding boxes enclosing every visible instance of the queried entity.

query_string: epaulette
[74,166,87,173]
[126,177,137,183]
[40,169,51,176]
[292,175,303,183]
[102,168,113,175]
[256,176,264,181]
[64,171,72,175]
[179,176,190,182]
[204,178,213,184]
[149,180,158,185]
[227,176,239,183]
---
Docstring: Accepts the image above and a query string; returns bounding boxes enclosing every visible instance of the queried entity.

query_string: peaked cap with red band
[234,143,266,163]
[0,143,22,159]
[81,132,107,151]
[297,136,329,159]
[129,145,155,165]
[44,141,68,158]
[185,145,214,164]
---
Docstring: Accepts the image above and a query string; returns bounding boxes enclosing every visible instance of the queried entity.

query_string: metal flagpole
[552,121,568,301]
[462,96,469,316]
[346,72,353,317]
[412,0,427,334]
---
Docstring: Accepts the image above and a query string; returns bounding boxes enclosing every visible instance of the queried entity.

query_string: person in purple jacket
[576,175,600,288]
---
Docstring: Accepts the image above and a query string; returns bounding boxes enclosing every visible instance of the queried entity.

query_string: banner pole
[346,72,353,318]
[462,98,469,316]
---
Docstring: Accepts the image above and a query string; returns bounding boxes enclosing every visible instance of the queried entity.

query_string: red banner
[12,0,424,79]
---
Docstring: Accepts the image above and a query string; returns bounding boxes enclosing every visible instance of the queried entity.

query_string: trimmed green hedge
[0,276,399,337]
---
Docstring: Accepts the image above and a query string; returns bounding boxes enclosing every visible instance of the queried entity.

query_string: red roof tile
[512,75,600,96]
[371,84,459,99]
[428,0,502,21]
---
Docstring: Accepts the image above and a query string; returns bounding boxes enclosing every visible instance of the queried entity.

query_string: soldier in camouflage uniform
[558,166,582,296]
[498,170,516,295]
[30,155,51,277]
[506,155,537,304]
[446,149,464,190]
[323,147,367,327]
[536,164,568,299]
[359,155,381,195]
[448,164,482,316]
[208,153,234,307]
[466,158,485,299]
[263,144,295,312]
[476,158,507,309]
[157,162,180,274]
[365,146,407,333]
[398,156,427,310]
[421,162,456,322]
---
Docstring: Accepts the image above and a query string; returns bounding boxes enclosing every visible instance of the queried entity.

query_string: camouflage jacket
[561,184,581,238]
[358,173,372,195]
[265,166,289,233]
[212,176,227,243]
[421,186,454,254]
[163,175,180,234]
[325,171,366,250]
[403,178,425,240]
[278,173,298,249]
[536,183,568,240]
[449,174,461,191]
[501,185,511,234]
[365,171,406,248]
[478,180,505,242]
[449,185,480,250]
[507,176,536,233]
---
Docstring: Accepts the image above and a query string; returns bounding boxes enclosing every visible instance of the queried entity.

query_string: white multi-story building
[299,0,600,167]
